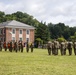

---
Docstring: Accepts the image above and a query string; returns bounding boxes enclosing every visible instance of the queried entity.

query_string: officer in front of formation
[18,41,21,51]
[9,41,12,52]
[20,41,24,52]
[30,42,34,52]
[26,40,29,53]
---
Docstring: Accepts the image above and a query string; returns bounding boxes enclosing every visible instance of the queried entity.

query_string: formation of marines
[0,39,76,56]
[1,41,24,52]
[47,40,76,56]
[0,40,34,53]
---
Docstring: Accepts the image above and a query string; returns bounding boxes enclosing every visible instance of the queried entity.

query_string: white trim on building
[12,28,16,41]
[26,29,30,42]
[19,29,23,41]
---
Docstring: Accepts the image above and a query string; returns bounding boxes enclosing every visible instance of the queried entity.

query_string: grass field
[0,48,76,75]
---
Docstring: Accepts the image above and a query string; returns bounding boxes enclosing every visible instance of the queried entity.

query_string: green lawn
[0,48,76,75]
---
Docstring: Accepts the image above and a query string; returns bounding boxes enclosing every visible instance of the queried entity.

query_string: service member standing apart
[21,41,24,53]
[26,40,29,53]
[30,43,34,52]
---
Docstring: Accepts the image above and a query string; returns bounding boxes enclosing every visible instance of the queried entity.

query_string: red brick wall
[5,28,34,43]
[30,29,34,43]
[6,28,12,42]
[23,29,26,43]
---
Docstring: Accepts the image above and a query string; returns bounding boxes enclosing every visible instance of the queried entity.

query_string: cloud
[0,0,76,27]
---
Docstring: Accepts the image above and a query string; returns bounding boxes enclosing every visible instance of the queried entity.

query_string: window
[0,29,3,34]
[19,30,22,34]
[26,38,29,42]
[12,29,15,34]
[26,30,30,34]
[19,38,22,41]
[1,29,5,34]
[0,29,1,34]
[1,37,3,41]
[0,37,1,41]
[3,29,5,34]
[4,29,5,34]
[4,38,5,42]
[12,37,15,41]
[1,29,3,34]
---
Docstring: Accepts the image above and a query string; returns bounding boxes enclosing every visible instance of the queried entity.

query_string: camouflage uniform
[73,42,76,55]
[60,42,65,55]
[30,43,34,52]
[67,42,73,55]
[64,42,68,55]
[47,41,52,55]
[52,42,55,55]
[54,41,59,55]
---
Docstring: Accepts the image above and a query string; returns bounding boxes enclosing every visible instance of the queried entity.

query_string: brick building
[0,20,35,43]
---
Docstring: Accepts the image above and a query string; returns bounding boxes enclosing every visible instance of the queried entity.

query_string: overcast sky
[0,0,76,27]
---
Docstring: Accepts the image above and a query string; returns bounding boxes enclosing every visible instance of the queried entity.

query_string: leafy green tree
[0,11,6,22]
[63,26,70,40]
[70,32,76,41]
[35,22,50,43]
[57,37,65,43]
[0,11,5,17]
[74,32,76,40]
[35,38,43,47]
[48,23,65,39]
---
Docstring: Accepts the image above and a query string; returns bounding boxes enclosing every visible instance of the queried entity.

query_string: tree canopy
[0,11,76,44]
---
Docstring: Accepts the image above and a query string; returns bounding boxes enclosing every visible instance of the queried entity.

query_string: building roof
[0,20,35,29]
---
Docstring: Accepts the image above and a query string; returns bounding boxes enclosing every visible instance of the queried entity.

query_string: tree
[35,38,43,47]
[0,11,6,22]
[70,32,76,41]
[63,26,71,40]
[35,22,50,43]
[0,11,5,17]
[57,37,65,43]
[74,32,76,40]
[48,23,65,39]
